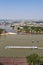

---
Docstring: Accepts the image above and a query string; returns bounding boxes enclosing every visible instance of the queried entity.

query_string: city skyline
[0,0,43,20]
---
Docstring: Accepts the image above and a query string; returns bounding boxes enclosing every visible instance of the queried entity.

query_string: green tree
[17,27,20,30]
[26,53,40,65]
[0,29,4,35]
[0,63,3,65]
[23,26,30,33]
[17,27,21,34]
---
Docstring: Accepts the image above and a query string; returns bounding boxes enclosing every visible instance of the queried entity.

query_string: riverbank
[0,32,17,35]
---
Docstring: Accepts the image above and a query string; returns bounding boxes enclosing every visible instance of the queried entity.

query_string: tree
[23,26,30,33]
[11,25,15,30]
[17,27,21,34]
[26,53,40,65]
[17,27,20,30]
[0,63,3,65]
[0,29,4,35]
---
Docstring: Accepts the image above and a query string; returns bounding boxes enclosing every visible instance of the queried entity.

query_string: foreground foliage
[26,53,40,65]
[0,29,4,34]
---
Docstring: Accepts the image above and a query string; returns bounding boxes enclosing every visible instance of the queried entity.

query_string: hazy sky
[0,0,43,20]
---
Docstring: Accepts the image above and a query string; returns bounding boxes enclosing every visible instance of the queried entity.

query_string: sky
[0,0,43,20]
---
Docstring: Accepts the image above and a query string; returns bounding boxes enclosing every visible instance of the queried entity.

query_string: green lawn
[0,34,43,57]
